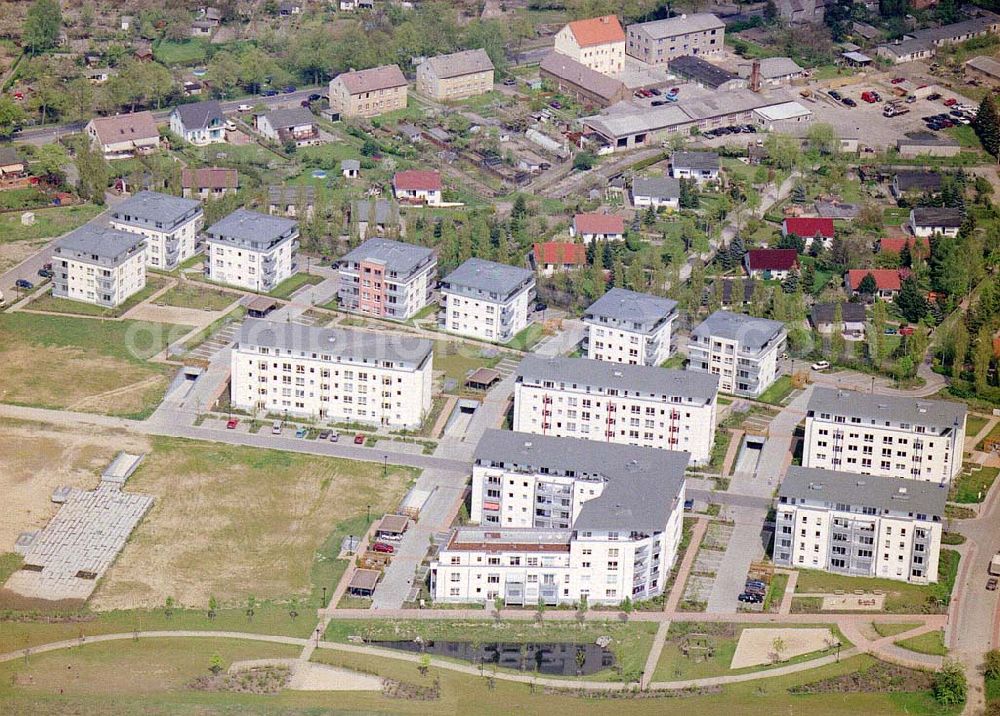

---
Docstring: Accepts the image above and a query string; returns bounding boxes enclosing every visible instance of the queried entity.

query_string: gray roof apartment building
[626,13,725,64]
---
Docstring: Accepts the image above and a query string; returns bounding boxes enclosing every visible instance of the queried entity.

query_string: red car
[944,98,958,107]
[226,418,239,429]
[354,433,365,444]
[891,77,905,84]
[899,325,915,337]
[372,542,395,554]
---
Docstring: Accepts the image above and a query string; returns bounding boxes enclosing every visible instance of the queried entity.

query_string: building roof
[474,429,688,532]
[754,101,811,121]
[538,52,626,103]
[261,107,315,130]
[847,268,905,291]
[746,248,799,271]
[669,55,740,89]
[236,318,433,365]
[338,237,434,275]
[172,99,223,130]
[807,386,966,432]
[584,287,677,329]
[181,166,237,189]
[423,48,494,79]
[880,236,929,254]
[672,151,719,172]
[691,310,787,351]
[516,354,718,401]
[340,159,361,171]
[565,14,626,47]
[810,301,866,326]
[533,241,587,266]
[966,55,1000,78]
[393,169,442,192]
[879,38,933,58]
[779,466,947,519]
[442,257,533,296]
[894,171,942,192]
[783,217,835,238]
[574,213,624,235]
[630,12,724,40]
[352,199,396,225]
[753,56,805,78]
[207,208,297,246]
[445,527,573,553]
[911,207,964,228]
[897,136,960,148]
[268,185,316,204]
[632,176,680,200]
[112,190,201,226]
[56,224,145,260]
[842,50,873,63]
[813,201,858,220]
[88,111,159,146]
[377,514,409,534]
[348,568,380,592]
[335,64,407,94]
[908,17,997,44]
[0,146,21,166]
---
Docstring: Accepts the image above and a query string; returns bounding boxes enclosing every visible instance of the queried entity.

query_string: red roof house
[533,242,587,275]
[879,236,929,257]
[181,166,238,199]
[392,170,443,205]
[744,248,799,278]
[563,15,626,47]
[781,217,835,246]
[571,213,624,241]
[846,268,909,300]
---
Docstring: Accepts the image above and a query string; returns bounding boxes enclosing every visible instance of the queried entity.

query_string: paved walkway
[779,570,798,616]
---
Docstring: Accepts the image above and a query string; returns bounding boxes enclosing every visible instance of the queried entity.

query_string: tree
[771,636,786,663]
[246,594,257,621]
[209,653,224,675]
[0,96,26,140]
[953,321,969,380]
[974,327,993,394]
[806,123,837,155]
[764,0,779,22]
[23,0,62,55]
[573,151,596,171]
[858,272,877,297]
[985,649,1000,681]
[33,142,68,181]
[164,595,175,618]
[802,262,816,293]
[74,144,110,204]
[208,595,218,619]
[782,268,799,294]
[932,659,967,706]
[897,276,928,323]
[974,94,1000,159]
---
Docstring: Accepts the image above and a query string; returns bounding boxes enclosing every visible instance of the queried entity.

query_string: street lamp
[383,454,388,478]
[870,375,876,394]
[322,586,327,608]
[367,504,371,523]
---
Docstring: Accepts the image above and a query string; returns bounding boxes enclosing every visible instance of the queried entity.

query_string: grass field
[895,630,947,656]
[505,322,546,352]
[0,204,103,243]
[153,39,209,65]
[757,375,795,405]
[949,465,999,503]
[872,622,921,638]
[27,275,169,319]
[267,272,324,299]
[433,340,504,387]
[155,282,240,311]
[0,314,188,418]
[91,436,417,610]
[792,549,959,614]
[967,414,990,439]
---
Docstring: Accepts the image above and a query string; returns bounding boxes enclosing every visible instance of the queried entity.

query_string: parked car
[884,327,898,335]
[649,87,661,96]
[811,360,831,371]
[828,90,841,100]
[372,542,395,554]
[295,427,308,438]
[283,85,297,93]
[535,302,548,312]
[354,433,365,444]
[308,93,322,101]
[861,91,878,103]
[318,431,330,440]
[842,97,856,107]
[738,592,763,604]
[271,420,282,435]
[891,77,905,84]
[927,92,942,100]
[300,100,311,108]
[37,268,53,278]
[329,432,339,443]
[989,577,998,591]
[262,89,279,96]
[944,98,958,106]
[683,498,694,511]
[549,100,562,109]
[898,325,915,337]
[502,77,516,86]
[226,418,239,429]
[14,279,33,290]
[237,103,252,111]
[651,100,667,106]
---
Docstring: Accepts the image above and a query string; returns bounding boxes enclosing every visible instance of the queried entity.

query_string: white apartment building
[51,225,146,307]
[553,15,626,77]
[109,190,203,270]
[774,466,946,584]
[626,13,725,65]
[432,429,688,606]
[513,354,718,465]
[439,257,535,343]
[583,287,678,366]
[687,310,786,398]
[205,209,299,292]
[802,387,966,484]
[336,237,436,320]
[230,319,433,428]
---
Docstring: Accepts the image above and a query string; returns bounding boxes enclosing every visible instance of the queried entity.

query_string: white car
[811,361,831,371]
[237,103,252,112]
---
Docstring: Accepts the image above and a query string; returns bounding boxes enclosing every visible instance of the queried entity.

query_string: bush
[573,151,596,171]
[932,659,967,705]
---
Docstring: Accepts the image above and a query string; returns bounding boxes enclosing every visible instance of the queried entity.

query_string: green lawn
[0,204,102,243]
[873,622,921,638]
[155,282,241,311]
[764,572,789,612]
[0,551,23,584]
[267,272,324,299]
[0,186,50,211]
[792,549,959,614]
[27,275,169,319]
[505,322,546,351]
[949,465,999,503]
[895,630,948,656]
[882,207,911,226]
[967,414,990,439]
[758,375,795,405]
[433,339,504,387]
[946,124,982,150]
[153,38,210,65]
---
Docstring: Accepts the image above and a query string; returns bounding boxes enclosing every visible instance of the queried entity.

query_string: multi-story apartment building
[328,65,408,119]
[439,258,535,343]
[687,310,786,398]
[52,225,146,307]
[513,354,718,465]
[626,13,725,65]
[432,429,688,605]
[230,318,433,428]
[109,190,203,270]
[335,237,437,320]
[205,209,298,292]
[583,287,678,366]
[416,49,495,101]
[553,15,626,77]
[802,387,966,484]
[774,466,946,584]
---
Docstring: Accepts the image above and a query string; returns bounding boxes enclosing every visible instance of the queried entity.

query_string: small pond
[373,640,614,676]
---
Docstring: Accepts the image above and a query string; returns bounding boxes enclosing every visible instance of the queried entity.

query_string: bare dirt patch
[0,239,47,275]
[730,627,836,669]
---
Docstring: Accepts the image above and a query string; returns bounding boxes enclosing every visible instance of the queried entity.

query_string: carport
[347,568,381,597]
[465,367,500,391]
[376,514,409,540]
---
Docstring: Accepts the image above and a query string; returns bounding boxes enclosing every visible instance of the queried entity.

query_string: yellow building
[553,15,625,77]
[328,65,408,119]
[416,49,495,101]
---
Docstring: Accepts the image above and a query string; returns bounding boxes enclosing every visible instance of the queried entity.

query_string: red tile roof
[847,268,906,291]
[746,248,798,271]
[393,170,441,191]
[879,236,929,255]
[181,166,238,189]
[782,217,835,238]
[566,15,625,47]
[533,242,587,266]
[574,213,624,235]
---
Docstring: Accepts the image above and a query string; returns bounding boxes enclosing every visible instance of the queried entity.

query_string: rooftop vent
[613,370,623,378]
[523,441,533,448]
[898,486,908,494]
[856,480,866,487]
[808,482,824,490]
